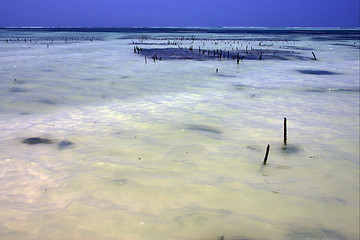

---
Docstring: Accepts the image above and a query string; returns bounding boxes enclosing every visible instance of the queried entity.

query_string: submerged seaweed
[9,87,27,93]
[39,99,58,105]
[185,124,222,134]
[58,140,74,150]
[303,87,360,93]
[297,69,340,75]
[22,137,53,145]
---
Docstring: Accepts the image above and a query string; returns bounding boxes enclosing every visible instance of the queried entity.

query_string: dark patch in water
[19,112,30,115]
[97,66,109,70]
[39,99,57,105]
[58,140,74,150]
[304,88,359,93]
[112,179,128,185]
[287,228,347,240]
[9,87,27,93]
[43,69,54,72]
[332,43,360,48]
[22,137,53,145]
[281,45,313,51]
[281,145,300,154]
[320,229,347,240]
[323,197,347,203]
[185,124,222,134]
[246,145,262,152]
[312,33,360,41]
[297,70,339,75]
[235,84,248,90]
[276,165,292,169]
[83,77,99,81]
[305,88,332,93]
[214,73,236,78]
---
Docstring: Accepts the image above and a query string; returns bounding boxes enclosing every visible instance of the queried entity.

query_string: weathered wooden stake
[263,144,270,165]
[145,55,147,64]
[284,117,287,145]
[312,52,317,60]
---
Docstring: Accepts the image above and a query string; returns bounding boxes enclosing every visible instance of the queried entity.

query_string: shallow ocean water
[0,28,359,240]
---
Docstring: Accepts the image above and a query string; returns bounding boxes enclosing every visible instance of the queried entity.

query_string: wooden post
[284,117,287,145]
[263,144,270,165]
[312,52,317,60]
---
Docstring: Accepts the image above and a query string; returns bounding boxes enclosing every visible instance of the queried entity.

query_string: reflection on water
[0,28,359,240]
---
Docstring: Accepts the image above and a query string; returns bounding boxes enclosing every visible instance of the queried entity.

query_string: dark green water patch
[297,70,340,75]
[303,87,359,93]
[313,35,360,41]
[108,179,128,186]
[281,145,300,154]
[82,77,100,81]
[246,145,262,152]
[282,45,313,51]
[22,137,53,145]
[58,140,74,150]
[39,99,58,105]
[9,87,27,93]
[332,43,359,48]
[185,124,222,134]
[287,228,347,240]
[214,73,237,78]
[234,84,250,90]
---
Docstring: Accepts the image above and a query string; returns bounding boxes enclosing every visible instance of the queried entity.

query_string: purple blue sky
[0,0,359,28]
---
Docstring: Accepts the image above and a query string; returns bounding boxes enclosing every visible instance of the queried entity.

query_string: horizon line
[1,26,359,30]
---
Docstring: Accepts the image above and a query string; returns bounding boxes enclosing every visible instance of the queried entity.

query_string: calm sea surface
[0,28,359,240]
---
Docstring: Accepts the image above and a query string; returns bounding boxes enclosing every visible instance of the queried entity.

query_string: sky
[0,0,359,28]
